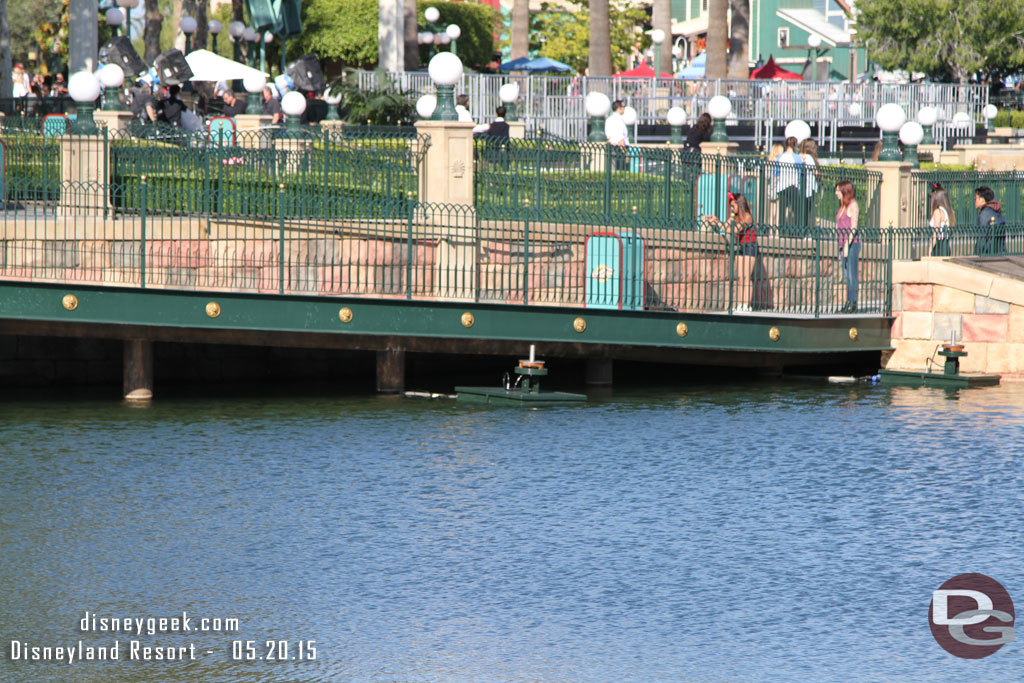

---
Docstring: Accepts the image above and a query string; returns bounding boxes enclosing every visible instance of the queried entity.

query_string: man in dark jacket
[157,84,185,126]
[974,186,1006,256]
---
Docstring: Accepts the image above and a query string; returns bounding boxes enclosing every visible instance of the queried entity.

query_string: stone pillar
[414,120,477,300]
[865,161,912,228]
[508,121,526,139]
[60,135,108,217]
[376,348,405,393]
[234,114,275,149]
[700,141,739,156]
[585,357,613,386]
[377,0,404,73]
[413,120,476,205]
[95,110,135,134]
[123,339,153,401]
[919,143,941,164]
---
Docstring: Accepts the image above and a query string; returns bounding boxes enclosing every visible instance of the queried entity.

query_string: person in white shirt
[604,99,628,148]
[455,94,473,123]
[774,136,802,230]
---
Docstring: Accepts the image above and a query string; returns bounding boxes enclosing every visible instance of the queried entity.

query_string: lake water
[2,380,1023,681]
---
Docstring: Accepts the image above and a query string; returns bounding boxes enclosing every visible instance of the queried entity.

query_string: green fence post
[279,183,286,295]
[664,152,672,219]
[886,222,894,316]
[406,192,414,300]
[140,174,147,289]
[727,228,734,314]
[523,198,531,306]
[604,144,612,217]
[813,228,820,318]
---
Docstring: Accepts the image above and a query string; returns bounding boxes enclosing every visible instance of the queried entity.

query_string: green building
[669,0,867,80]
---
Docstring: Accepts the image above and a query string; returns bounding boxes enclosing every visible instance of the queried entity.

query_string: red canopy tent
[614,62,674,79]
[750,56,802,81]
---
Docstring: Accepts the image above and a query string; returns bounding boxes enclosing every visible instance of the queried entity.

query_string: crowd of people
[11,63,70,100]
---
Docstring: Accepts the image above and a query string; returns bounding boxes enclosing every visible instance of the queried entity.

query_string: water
[2,381,1023,681]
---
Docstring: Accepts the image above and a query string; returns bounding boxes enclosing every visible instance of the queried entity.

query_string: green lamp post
[917,106,937,145]
[428,51,463,121]
[667,106,685,144]
[244,74,266,115]
[98,64,125,111]
[68,71,101,135]
[585,92,610,142]
[499,82,519,122]
[875,103,907,162]
[900,121,923,169]
[707,95,732,142]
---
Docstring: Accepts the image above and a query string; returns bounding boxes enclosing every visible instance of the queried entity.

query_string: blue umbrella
[524,57,573,73]
[676,51,706,79]
[499,57,532,72]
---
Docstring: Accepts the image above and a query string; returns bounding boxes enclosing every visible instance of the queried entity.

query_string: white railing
[359,71,989,152]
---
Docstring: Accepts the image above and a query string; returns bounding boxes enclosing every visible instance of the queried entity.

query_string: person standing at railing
[702,192,771,311]
[835,180,860,313]
[157,85,186,127]
[766,143,784,224]
[775,137,803,232]
[605,99,629,171]
[928,183,955,256]
[455,94,474,123]
[974,186,1007,256]
[799,139,820,227]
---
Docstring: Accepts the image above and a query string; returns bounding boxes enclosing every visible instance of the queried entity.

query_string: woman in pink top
[835,180,859,313]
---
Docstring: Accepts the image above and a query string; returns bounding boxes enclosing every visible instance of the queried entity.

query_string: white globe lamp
[707,95,732,142]
[585,91,611,141]
[424,6,440,23]
[446,25,461,40]
[899,121,924,168]
[280,91,307,137]
[243,73,266,115]
[228,20,246,38]
[875,103,906,161]
[98,63,125,111]
[499,82,520,121]
[105,8,124,28]
[848,102,861,118]
[808,34,822,49]
[917,106,937,144]
[983,104,998,132]
[416,94,437,119]
[69,71,102,134]
[667,106,686,144]
[427,52,463,120]
[784,119,811,143]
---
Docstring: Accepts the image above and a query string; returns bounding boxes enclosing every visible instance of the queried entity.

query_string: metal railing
[907,170,1024,228]
[473,138,881,228]
[359,71,988,150]
[0,175,890,317]
[893,223,1024,260]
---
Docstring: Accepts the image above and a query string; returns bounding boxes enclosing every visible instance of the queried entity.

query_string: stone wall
[888,259,1024,377]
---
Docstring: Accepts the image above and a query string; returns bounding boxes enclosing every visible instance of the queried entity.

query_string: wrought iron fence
[907,170,1024,229]
[892,223,1024,260]
[0,176,890,317]
[473,139,881,228]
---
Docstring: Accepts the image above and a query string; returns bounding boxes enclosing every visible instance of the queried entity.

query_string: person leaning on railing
[775,137,803,231]
[701,192,772,311]
[799,138,821,227]
[974,186,1007,256]
[835,180,860,313]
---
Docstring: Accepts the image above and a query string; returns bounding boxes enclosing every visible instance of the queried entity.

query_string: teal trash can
[585,231,646,310]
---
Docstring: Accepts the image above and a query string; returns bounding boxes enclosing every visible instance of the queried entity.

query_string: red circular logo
[929,573,1015,658]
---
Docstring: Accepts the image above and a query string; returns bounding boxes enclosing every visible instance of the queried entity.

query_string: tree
[0,0,11,101]
[705,0,727,78]
[511,0,529,60]
[144,0,164,63]
[8,0,61,65]
[297,0,494,70]
[652,0,671,74]
[531,0,647,74]
[856,0,1024,83]
[588,0,610,76]
[727,0,749,79]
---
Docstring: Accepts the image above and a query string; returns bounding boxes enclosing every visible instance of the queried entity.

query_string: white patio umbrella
[184,49,269,82]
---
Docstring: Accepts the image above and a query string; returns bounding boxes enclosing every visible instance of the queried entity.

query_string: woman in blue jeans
[835,180,860,313]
